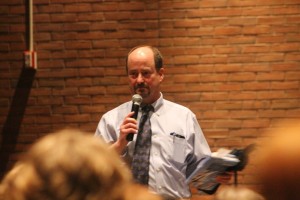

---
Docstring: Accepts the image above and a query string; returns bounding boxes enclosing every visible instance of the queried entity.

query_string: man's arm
[97,111,137,155]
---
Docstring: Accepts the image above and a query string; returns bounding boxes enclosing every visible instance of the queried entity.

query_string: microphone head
[132,94,143,105]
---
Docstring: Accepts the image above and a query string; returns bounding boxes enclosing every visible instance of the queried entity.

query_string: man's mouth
[135,87,148,94]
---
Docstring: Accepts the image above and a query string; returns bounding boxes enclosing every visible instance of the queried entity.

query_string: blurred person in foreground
[257,120,300,200]
[0,129,162,200]
[214,186,265,200]
[95,45,232,200]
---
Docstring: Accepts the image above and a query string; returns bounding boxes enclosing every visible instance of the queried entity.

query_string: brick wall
[0,0,299,198]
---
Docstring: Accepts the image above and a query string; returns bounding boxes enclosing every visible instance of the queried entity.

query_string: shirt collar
[150,92,164,115]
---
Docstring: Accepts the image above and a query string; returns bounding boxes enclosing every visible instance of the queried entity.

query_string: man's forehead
[128,49,154,65]
[130,46,153,57]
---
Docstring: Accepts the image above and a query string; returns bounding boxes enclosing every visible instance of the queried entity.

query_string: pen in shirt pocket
[170,132,185,139]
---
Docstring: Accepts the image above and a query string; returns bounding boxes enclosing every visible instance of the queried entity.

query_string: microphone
[126,94,143,141]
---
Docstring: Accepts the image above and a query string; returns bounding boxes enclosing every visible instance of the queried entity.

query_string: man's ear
[158,68,164,82]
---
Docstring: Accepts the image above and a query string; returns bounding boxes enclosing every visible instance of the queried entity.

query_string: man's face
[127,47,164,104]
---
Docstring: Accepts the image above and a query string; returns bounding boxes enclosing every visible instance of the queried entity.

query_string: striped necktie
[131,105,154,185]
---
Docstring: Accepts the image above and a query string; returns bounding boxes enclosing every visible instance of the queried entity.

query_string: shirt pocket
[172,136,186,163]
[160,134,186,165]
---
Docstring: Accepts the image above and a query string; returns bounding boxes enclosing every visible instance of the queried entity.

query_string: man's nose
[136,73,144,83]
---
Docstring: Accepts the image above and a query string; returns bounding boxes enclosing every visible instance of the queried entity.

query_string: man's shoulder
[163,99,193,113]
[103,101,131,116]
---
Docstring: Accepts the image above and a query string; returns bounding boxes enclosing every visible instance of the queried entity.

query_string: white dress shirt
[95,93,211,199]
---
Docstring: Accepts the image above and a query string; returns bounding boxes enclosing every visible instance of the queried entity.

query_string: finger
[122,112,137,125]
[121,123,138,133]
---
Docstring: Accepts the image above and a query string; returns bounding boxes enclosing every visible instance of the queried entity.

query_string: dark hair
[125,45,163,73]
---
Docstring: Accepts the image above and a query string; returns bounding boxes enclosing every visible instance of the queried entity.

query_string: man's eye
[129,72,138,78]
[142,71,151,77]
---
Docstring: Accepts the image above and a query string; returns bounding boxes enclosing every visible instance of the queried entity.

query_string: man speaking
[95,45,231,200]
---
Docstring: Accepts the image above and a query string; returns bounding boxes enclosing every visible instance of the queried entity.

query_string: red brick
[65,96,91,105]
[25,106,51,115]
[201,92,229,101]
[258,16,287,25]
[215,26,242,35]
[215,101,243,110]
[243,45,270,53]
[104,67,126,76]
[64,4,92,13]
[286,72,300,80]
[162,84,187,93]
[51,14,77,23]
[200,56,227,64]
[230,110,257,119]
[243,26,270,34]
[39,79,65,87]
[257,72,285,81]
[106,85,131,95]
[63,23,90,32]
[38,41,64,50]
[37,97,64,105]
[286,53,300,61]
[52,88,78,96]
[202,18,227,26]
[242,119,270,128]
[79,86,106,95]
[200,0,227,8]
[64,114,90,123]
[38,4,64,13]
[242,82,270,90]
[189,84,215,92]
[36,115,65,124]
[271,63,299,71]
[172,93,200,102]
[257,36,285,43]
[200,74,228,82]
[272,43,300,52]
[174,20,202,28]
[52,106,78,114]
[175,55,199,64]
[228,0,258,7]
[215,46,240,54]
[35,33,51,42]
[229,73,256,82]
[215,120,242,128]
[203,110,229,119]
[79,105,105,113]
[228,36,257,44]
[65,78,92,86]
[256,53,284,62]
[37,60,65,69]
[37,69,78,78]
[271,81,299,90]
[229,92,257,100]
[286,34,300,42]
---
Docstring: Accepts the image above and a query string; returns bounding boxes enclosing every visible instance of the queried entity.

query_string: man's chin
[135,90,149,98]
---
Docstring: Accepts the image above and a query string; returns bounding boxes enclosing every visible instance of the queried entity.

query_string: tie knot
[142,105,153,114]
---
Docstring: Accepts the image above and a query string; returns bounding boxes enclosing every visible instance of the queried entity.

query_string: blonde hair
[257,121,300,200]
[0,129,132,200]
[215,186,265,200]
[124,183,162,200]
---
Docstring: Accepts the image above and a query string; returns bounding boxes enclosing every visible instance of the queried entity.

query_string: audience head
[124,183,162,200]
[257,120,300,200]
[214,186,265,200]
[0,129,132,200]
